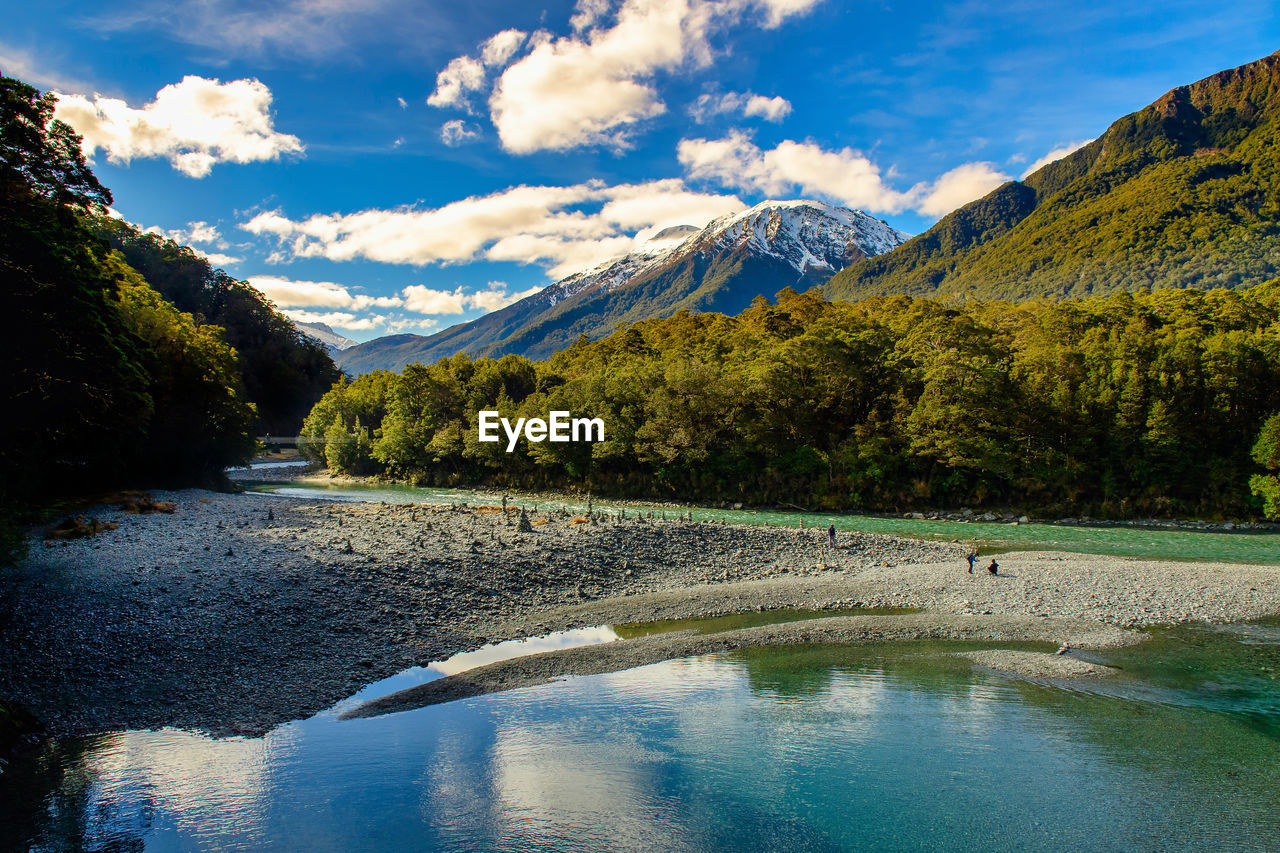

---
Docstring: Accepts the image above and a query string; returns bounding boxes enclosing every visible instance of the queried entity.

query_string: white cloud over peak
[401,285,469,314]
[914,161,1009,217]
[247,275,401,311]
[53,76,303,178]
[240,178,744,280]
[678,131,1008,217]
[400,282,540,315]
[248,275,544,333]
[1020,139,1093,179]
[284,310,385,332]
[690,91,792,123]
[470,282,544,311]
[433,0,822,154]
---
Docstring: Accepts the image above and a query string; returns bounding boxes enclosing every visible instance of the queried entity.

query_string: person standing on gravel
[827,524,837,549]
[967,551,977,573]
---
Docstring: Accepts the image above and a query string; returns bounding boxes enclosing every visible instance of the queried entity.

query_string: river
[250,480,1280,565]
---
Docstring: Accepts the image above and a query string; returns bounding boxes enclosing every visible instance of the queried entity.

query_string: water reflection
[4,629,1280,852]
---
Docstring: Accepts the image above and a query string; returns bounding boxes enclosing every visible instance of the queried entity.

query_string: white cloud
[755,0,823,27]
[401,285,469,315]
[283,309,385,331]
[53,76,303,178]
[384,316,440,334]
[240,179,743,279]
[142,220,224,247]
[743,94,791,121]
[441,119,481,146]
[139,220,243,265]
[0,42,94,93]
[486,234,640,279]
[262,277,541,333]
[85,0,393,60]
[570,0,613,32]
[481,29,527,66]
[1020,139,1093,178]
[690,91,791,123]
[426,30,528,113]
[401,281,542,315]
[426,55,487,110]
[199,251,243,267]
[487,0,821,154]
[469,282,544,312]
[247,275,402,310]
[678,131,1008,217]
[914,161,1009,217]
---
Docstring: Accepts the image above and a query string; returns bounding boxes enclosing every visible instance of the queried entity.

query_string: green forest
[302,284,1280,520]
[0,75,339,558]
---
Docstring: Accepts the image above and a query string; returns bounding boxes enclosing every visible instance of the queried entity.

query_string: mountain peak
[294,319,358,352]
[338,200,907,373]
[648,224,699,242]
[695,198,905,273]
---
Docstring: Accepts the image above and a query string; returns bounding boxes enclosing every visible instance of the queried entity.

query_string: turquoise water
[250,480,1280,564]
[5,622,1280,852]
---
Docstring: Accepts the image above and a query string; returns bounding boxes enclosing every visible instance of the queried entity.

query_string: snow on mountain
[294,320,358,352]
[697,200,907,271]
[529,200,905,310]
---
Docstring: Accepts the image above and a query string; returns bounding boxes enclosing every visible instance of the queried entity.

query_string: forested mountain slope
[826,50,1280,301]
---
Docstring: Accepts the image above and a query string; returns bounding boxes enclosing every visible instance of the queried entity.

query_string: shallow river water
[251,480,1280,565]
[4,619,1279,852]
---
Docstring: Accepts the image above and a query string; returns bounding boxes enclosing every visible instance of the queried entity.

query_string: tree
[1250,413,1280,518]
[93,219,343,434]
[0,75,110,209]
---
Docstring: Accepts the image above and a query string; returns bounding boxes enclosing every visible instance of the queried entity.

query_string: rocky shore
[1,487,1279,739]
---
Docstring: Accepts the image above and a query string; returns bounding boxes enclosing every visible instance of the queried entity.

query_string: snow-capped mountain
[294,320,358,352]
[697,200,905,270]
[542,201,903,308]
[337,201,907,374]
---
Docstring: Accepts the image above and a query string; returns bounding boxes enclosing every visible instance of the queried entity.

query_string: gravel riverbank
[2,488,1279,738]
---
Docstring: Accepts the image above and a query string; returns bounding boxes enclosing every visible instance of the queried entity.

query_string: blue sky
[4,0,1278,341]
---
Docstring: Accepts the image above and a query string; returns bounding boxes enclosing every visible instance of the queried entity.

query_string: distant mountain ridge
[826,49,1280,302]
[293,320,358,352]
[338,200,906,374]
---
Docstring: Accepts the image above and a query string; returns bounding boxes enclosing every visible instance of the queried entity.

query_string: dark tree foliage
[1251,413,1280,518]
[0,159,152,501]
[304,283,1280,519]
[93,218,343,435]
[0,75,257,561]
[0,75,110,209]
